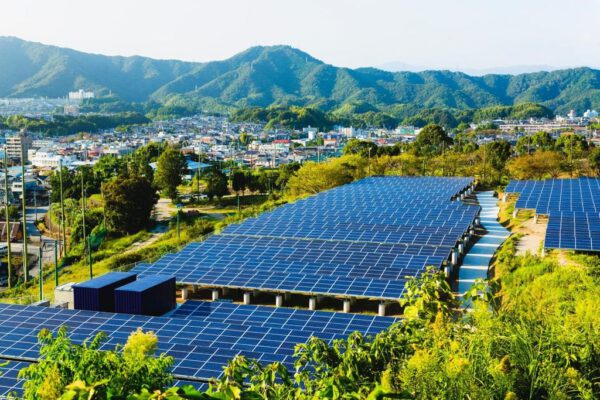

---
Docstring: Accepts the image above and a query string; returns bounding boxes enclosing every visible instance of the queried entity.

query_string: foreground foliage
[19,328,173,399]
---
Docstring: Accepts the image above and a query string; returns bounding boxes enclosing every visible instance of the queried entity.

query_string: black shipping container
[73,272,137,312]
[114,275,176,316]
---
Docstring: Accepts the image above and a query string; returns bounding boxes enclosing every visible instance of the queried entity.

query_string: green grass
[0,218,214,304]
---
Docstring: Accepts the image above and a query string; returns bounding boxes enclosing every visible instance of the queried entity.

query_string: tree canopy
[154,146,187,201]
[103,175,158,234]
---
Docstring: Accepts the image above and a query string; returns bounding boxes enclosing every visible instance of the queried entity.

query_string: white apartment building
[68,89,95,101]
[30,149,76,169]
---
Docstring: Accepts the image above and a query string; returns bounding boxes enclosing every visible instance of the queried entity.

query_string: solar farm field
[0,176,479,395]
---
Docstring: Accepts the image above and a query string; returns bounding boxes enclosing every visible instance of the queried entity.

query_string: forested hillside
[1,37,599,114]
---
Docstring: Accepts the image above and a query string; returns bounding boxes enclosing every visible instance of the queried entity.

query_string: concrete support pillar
[458,242,464,254]
[211,289,219,301]
[309,297,317,311]
[541,248,546,257]
[503,193,507,202]
[513,209,518,219]
[469,228,475,236]
[243,292,252,305]
[451,248,458,266]
[181,288,188,300]
[444,265,451,278]
[342,300,351,313]
[475,216,480,226]
[534,214,538,224]
[378,303,387,317]
[275,295,283,307]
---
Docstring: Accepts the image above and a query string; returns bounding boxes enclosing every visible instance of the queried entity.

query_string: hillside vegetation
[1,37,600,114]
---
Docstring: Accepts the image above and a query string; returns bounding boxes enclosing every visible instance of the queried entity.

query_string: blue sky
[2,0,599,72]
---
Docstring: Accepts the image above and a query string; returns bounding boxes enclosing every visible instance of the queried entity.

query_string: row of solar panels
[133,177,478,299]
[0,301,397,394]
[506,178,600,214]
[505,178,600,252]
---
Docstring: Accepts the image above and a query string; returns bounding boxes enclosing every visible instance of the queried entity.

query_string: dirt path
[121,224,168,256]
[515,217,547,256]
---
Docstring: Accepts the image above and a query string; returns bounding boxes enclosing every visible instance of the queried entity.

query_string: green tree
[588,147,600,176]
[343,139,378,158]
[515,131,556,155]
[103,175,158,235]
[507,150,565,179]
[276,162,301,188]
[154,146,187,201]
[203,168,228,200]
[49,167,78,202]
[413,124,452,156]
[19,327,173,400]
[231,170,246,194]
[238,132,253,147]
[93,155,127,182]
[483,139,511,182]
[555,133,589,159]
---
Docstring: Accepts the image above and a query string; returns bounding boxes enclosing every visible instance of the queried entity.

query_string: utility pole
[54,239,58,287]
[20,142,28,283]
[570,134,574,178]
[3,152,12,289]
[33,190,37,223]
[81,172,92,279]
[482,144,487,183]
[368,147,372,176]
[58,159,66,256]
[38,245,43,301]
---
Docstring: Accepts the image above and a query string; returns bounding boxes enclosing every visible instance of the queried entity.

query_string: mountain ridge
[0,37,599,114]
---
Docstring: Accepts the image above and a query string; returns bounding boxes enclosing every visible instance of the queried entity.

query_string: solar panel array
[0,302,396,384]
[168,300,395,336]
[506,178,600,252]
[132,176,478,299]
[0,177,477,392]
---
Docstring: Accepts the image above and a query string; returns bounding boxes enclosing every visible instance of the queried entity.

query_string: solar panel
[131,176,478,298]
[545,212,600,251]
[506,178,600,252]
[0,303,396,382]
[168,301,397,336]
[0,361,28,398]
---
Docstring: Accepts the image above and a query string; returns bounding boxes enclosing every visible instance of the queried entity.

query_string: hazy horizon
[2,0,600,73]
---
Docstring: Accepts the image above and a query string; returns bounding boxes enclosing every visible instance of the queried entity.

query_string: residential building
[6,129,33,161]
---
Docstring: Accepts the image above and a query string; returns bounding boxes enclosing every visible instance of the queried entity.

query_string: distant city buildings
[68,89,95,101]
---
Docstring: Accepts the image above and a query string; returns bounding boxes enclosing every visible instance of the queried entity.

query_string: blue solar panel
[506,178,600,252]
[0,303,396,382]
[508,178,600,214]
[545,212,600,251]
[132,176,478,298]
[168,301,397,336]
[0,361,28,398]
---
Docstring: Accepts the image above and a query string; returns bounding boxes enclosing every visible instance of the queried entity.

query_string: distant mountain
[378,62,560,76]
[1,36,599,114]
